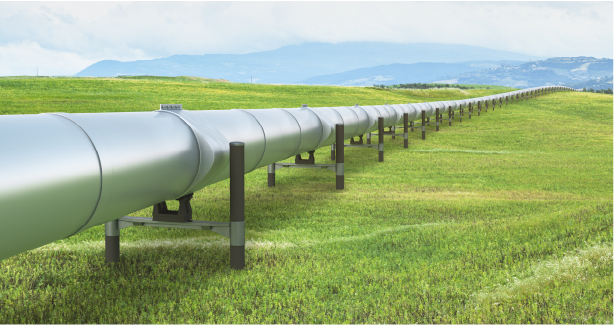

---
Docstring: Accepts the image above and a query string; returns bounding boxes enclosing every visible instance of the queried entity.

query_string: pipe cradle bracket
[152,193,194,223]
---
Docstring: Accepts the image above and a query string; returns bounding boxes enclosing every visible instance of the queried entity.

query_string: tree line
[582,87,613,94]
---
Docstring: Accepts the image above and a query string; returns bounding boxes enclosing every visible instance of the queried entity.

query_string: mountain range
[75,42,543,84]
[303,57,613,89]
[450,57,613,89]
[300,61,526,86]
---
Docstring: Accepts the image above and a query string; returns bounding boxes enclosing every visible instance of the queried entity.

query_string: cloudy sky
[0,1,611,76]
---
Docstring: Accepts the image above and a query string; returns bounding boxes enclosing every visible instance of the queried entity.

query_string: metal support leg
[229,142,245,270]
[410,122,414,132]
[391,126,395,139]
[403,113,408,149]
[331,143,335,161]
[267,164,275,187]
[335,124,344,190]
[435,108,440,131]
[448,108,452,126]
[421,110,426,140]
[105,219,120,263]
[478,102,481,116]
[378,117,384,162]
[367,132,371,144]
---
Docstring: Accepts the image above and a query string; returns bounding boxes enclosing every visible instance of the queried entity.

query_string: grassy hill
[0,77,611,323]
[0,76,514,115]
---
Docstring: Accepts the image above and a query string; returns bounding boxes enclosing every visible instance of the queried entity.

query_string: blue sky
[0,1,611,76]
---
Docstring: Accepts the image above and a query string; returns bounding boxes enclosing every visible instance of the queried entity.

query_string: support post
[403,113,408,148]
[478,102,481,116]
[448,107,452,126]
[331,143,335,161]
[336,124,344,189]
[421,110,426,140]
[485,100,488,112]
[267,164,275,187]
[378,117,384,162]
[105,219,120,263]
[410,122,414,132]
[367,133,371,144]
[390,126,395,139]
[436,107,440,131]
[468,104,472,119]
[229,142,245,270]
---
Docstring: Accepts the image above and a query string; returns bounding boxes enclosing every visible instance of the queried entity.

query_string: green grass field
[0,77,612,323]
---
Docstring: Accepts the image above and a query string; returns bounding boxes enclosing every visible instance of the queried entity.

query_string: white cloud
[0,1,611,76]
[0,41,96,76]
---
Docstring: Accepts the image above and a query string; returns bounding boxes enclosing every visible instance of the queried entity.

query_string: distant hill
[74,42,543,84]
[565,75,613,91]
[449,57,612,88]
[300,61,526,86]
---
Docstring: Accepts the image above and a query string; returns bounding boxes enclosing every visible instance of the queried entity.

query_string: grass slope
[0,77,612,323]
[0,76,513,115]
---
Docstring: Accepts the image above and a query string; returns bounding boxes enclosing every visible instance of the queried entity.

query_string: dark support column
[469,104,472,119]
[436,108,440,131]
[492,100,495,111]
[230,142,245,270]
[378,117,384,162]
[391,126,395,140]
[421,110,426,140]
[105,220,119,263]
[336,124,344,190]
[478,102,481,116]
[448,107,452,126]
[485,100,488,112]
[410,121,414,132]
[267,164,275,187]
[331,143,335,161]
[403,113,409,149]
[367,133,371,144]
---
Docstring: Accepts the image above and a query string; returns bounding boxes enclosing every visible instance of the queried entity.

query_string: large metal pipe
[0,86,574,260]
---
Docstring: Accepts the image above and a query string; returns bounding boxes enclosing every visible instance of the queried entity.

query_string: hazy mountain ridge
[300,61,527,86]
[451,57,612,88]
[565,75,613,91]
[74,42,543,83]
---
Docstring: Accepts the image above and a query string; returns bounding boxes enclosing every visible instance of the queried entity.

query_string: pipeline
[0,86,574,261]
